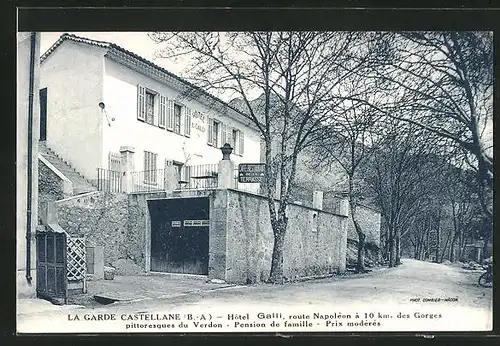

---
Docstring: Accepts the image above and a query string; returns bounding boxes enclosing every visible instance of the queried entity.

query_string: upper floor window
[145,91,155,125]
[232,129,245,156]
[207,117,245,155]
[138,85,158,126]
[207,119,220,147]
[174,104,182,134]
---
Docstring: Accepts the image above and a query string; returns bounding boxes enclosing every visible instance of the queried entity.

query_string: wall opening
[148,197,209,275]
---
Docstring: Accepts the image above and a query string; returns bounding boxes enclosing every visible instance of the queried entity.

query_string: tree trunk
[388,226,396,267]
[384,228,390,261]
[435,224,440,263]
[268,218,286,284]
[449,231,459,262]
[424,226,429,261]
[395,228,401,265]
[441,231,451,262]
[355,222,367,273]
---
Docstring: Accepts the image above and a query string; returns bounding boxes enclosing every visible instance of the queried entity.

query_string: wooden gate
[36,230,87,304]
[149,198,210,275]
[36,230,68,305]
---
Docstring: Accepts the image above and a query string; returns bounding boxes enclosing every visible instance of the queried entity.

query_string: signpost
[238,163,266,183]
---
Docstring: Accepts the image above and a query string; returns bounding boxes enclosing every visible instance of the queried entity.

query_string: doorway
[148,197,209,275]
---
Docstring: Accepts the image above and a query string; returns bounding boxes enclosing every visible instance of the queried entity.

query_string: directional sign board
[238,163,266,183]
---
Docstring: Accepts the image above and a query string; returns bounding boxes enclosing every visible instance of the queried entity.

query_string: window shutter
[230,127,236,148]
[239,131,245,155]
[159,95,166,128]
[221,123,227,146]
[144,151,149,171]
[183,165,192,183]
[185,108,191,137]
[137,85,146,121]
[167,99,174,131]
[207,117,213,145]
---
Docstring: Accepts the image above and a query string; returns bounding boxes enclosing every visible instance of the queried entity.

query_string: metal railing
[178,164,219,190]
[97,168,123,193]
[98,163,265,194]
[130,169,166,193]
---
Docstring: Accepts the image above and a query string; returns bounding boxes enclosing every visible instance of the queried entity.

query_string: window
[146,91,155,125]
[138,84,162,126]
[231,128,245,156]
[173,161,191,184]
[144,151,158,184]
[173,161,183,181]
[232,129,239,153]
[174,104,182,134]
[212,120,220,147]
[108,152,121,171]
[207,118,220,147]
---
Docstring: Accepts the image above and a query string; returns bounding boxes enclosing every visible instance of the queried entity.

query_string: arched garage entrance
[148,197,209,275]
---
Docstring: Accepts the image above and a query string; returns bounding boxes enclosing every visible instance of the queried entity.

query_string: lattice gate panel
[67,237,87,293]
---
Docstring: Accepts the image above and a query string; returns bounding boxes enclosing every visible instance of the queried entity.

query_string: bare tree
[362,32,493,220]
[309,73,382,273]
[148,31,370,283]
[362,120,447,267]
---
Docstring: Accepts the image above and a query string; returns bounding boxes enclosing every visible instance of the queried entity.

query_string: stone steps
[39,141,97,195]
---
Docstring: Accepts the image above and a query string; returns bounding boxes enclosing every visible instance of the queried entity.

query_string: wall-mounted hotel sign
[192,110,206,132]
[238,163,266,183]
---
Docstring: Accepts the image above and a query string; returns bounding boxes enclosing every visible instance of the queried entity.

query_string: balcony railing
[97,168,123,193]
[98,163,262,195]
[178,164,219,190]
[130,169,166,193]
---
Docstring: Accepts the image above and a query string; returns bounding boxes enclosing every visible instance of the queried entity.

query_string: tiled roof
[40,33,255,128]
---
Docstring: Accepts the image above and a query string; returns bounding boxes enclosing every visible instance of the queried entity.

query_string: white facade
[40,40,106,181]
[40,35,262,188]
[101,57,261,173]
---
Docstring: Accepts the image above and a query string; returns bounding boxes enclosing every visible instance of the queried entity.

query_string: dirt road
[17,259,493,333]
[101,258,490,311]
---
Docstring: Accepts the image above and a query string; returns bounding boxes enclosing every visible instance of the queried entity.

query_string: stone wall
[211,189,348,284]
[347,204,381,247]
[55,192,131,267]
[127,191,168,270]
[345,204,382,267]
[38,159,66,205]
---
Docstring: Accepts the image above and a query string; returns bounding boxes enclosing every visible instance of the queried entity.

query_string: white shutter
[159,95,167,128]
[167,99,174,131]
[185,108,191,137]
[207,117,213,145]
[184,165,192,182]
[239,131,244,156]
[228,127,235,148]
[221,123,227,146]
[144,151,149,171]
[137,85,146,121]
